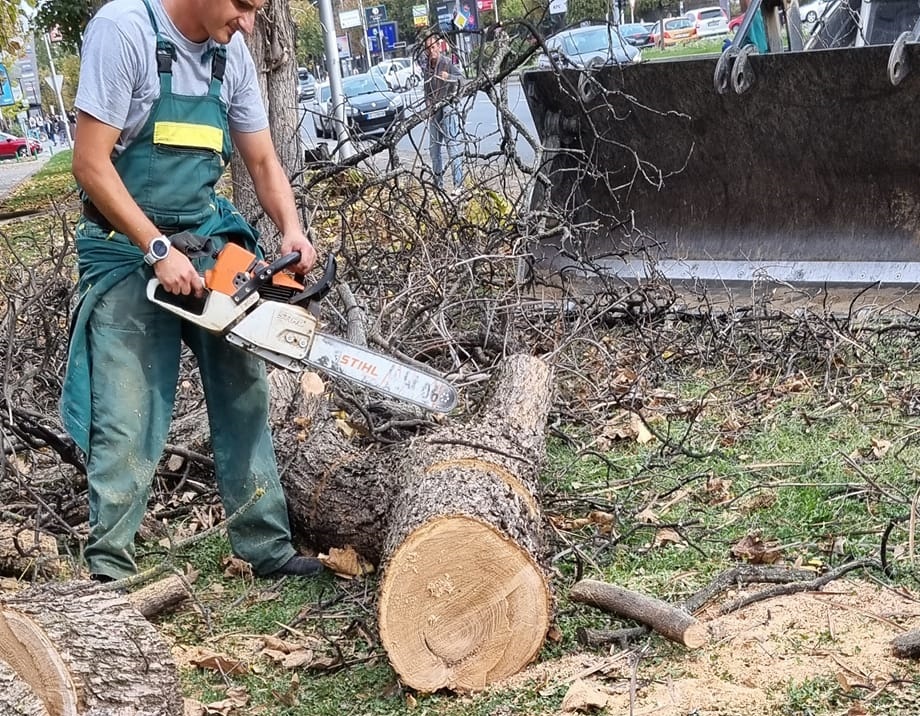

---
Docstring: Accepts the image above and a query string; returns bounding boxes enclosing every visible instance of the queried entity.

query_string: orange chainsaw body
[204,243,304,297]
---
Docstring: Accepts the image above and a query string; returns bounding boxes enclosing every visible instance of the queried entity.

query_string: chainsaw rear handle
[231,252,336,306]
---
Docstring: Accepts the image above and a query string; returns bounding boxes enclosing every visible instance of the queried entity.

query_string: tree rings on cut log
[378,515,551,692]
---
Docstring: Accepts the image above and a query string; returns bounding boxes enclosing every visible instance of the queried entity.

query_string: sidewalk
[0,150,52,201]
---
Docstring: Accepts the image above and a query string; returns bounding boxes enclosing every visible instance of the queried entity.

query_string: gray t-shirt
[75,0,267,155]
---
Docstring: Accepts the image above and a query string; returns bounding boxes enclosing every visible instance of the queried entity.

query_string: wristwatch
[143,235,171,266]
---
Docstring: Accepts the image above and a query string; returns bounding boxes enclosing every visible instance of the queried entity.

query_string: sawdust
[501,579,920,714]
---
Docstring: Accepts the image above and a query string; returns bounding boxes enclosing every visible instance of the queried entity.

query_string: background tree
[290,0,324,69]
[33,0,100,52]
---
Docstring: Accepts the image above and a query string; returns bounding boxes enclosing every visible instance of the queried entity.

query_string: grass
[0,149,78,214]
[6,124,920,716]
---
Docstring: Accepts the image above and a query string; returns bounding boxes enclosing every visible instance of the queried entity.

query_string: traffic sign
[339,9,362,28]
[412,4,428,27]
[364,5,387,25]
[365,21,398,52]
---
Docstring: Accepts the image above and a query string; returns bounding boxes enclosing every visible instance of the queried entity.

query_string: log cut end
[378,515,551,693]
[0,609,79,716]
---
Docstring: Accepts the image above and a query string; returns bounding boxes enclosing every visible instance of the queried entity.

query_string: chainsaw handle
[231,252,304,303]
[291,254,337,306]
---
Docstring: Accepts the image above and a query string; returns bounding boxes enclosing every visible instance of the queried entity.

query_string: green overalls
[60,0,295,579]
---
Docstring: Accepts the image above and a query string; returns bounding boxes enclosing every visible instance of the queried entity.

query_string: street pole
[377,16,385,62]
[317,0,354,158]
[42,32,71,148]
[358,0,372,70]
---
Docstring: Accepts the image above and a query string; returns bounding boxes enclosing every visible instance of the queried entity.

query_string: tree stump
[274,354,556,692]
[0,581,183,715]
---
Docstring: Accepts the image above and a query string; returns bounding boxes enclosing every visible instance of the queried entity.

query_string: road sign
[549,0,567,13]
[413,4,428,27]
[339,9,362,28]
[364,5,387,25]
[366,21,398,53]
[337,35,352,58]
[44,74,63,93]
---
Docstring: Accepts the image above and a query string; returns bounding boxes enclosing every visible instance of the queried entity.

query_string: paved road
[298,80,538,165]
[0,150,52,201]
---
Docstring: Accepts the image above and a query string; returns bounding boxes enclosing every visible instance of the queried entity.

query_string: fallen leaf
[281,649,315,669]
[261,636,301,654]
[870,437,891,459]
[635,507,658,523]
[319,545,374,578]
[654,528,683,547]
[561,679,609,712]
[731,533,783,564]
[272,673,300,707]
[546,624,563,643]
[187,646,248,676]
[630,413,654,444]
[222,556,252,578]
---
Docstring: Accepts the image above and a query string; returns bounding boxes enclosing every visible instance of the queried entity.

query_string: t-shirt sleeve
[227,41,268,133]
[74,16,142,130]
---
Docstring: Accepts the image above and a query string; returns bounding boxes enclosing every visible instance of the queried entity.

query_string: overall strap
[207,45,228,97]
[141,0,175,95]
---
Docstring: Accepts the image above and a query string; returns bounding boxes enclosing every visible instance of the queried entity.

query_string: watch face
[151,238,170,259]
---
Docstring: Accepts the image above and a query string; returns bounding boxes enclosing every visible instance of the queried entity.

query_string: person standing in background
[420,33,465,193]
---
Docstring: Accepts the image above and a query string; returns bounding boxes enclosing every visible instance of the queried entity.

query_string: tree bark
[0,582,183,715]
[127,570,200,619]
[235,0,303,245]
[0,523,61,578]
[275,354,556,692]
[569,579,710,649]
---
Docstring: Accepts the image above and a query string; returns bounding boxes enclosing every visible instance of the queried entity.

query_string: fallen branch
[569,579,709,649]
[719,558,880,614]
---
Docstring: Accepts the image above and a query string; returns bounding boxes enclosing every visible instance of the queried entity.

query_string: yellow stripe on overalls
[153,122,223,153]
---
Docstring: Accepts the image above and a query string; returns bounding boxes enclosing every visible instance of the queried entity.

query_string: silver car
[537,24,642,69]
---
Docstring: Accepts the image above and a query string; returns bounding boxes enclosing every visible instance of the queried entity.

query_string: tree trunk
[275,354,556,692]
[0,582,183,715]
[234,0,303,246]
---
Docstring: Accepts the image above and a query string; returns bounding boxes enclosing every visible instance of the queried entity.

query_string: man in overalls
[62,0,323,582]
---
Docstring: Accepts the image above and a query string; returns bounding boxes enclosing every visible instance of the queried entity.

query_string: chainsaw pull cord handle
[289,254,337,314]
[230,252,304,304]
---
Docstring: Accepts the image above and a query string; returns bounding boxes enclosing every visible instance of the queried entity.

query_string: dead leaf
[222,556,252,578]
[870,437,892,459]
[546,624,563,643]
[405,693,418,709]
[561,679,610,712]
[187,646,249,676]
[630,413,654,444]
[635,507,658,523]
[731,533,783,564]
[653,528,683,547]
[202,686,249,715]
[319,545,374,578]
[281,649,315,669]
[261,636,301,653]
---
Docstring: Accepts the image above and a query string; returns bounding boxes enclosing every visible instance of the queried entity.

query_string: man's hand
[154,252,206,297]
[281,231,318,274]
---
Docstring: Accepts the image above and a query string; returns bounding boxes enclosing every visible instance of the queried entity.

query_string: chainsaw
[145,235,457,413]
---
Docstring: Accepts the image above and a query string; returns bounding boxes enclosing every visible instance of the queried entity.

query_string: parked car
[618,22,656,48]
[0,132,41,159]
[370,58,421,91]
[536,24,642,69]
[649,17,697,45]
[684,6,729,37]
[311,82,331,137]
[728,14,744,32]
[315,73,404,138]
[297,67,316,102]
[799,0,832,22]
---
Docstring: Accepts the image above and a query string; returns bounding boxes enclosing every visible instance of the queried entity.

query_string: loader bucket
[522,24,920,287]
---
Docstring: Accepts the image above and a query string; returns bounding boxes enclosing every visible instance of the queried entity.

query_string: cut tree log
[273,354,556,692]
[0,523,61,578]
[0,581,183,715]
[127,569,200,619]
[569,579,710,649]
